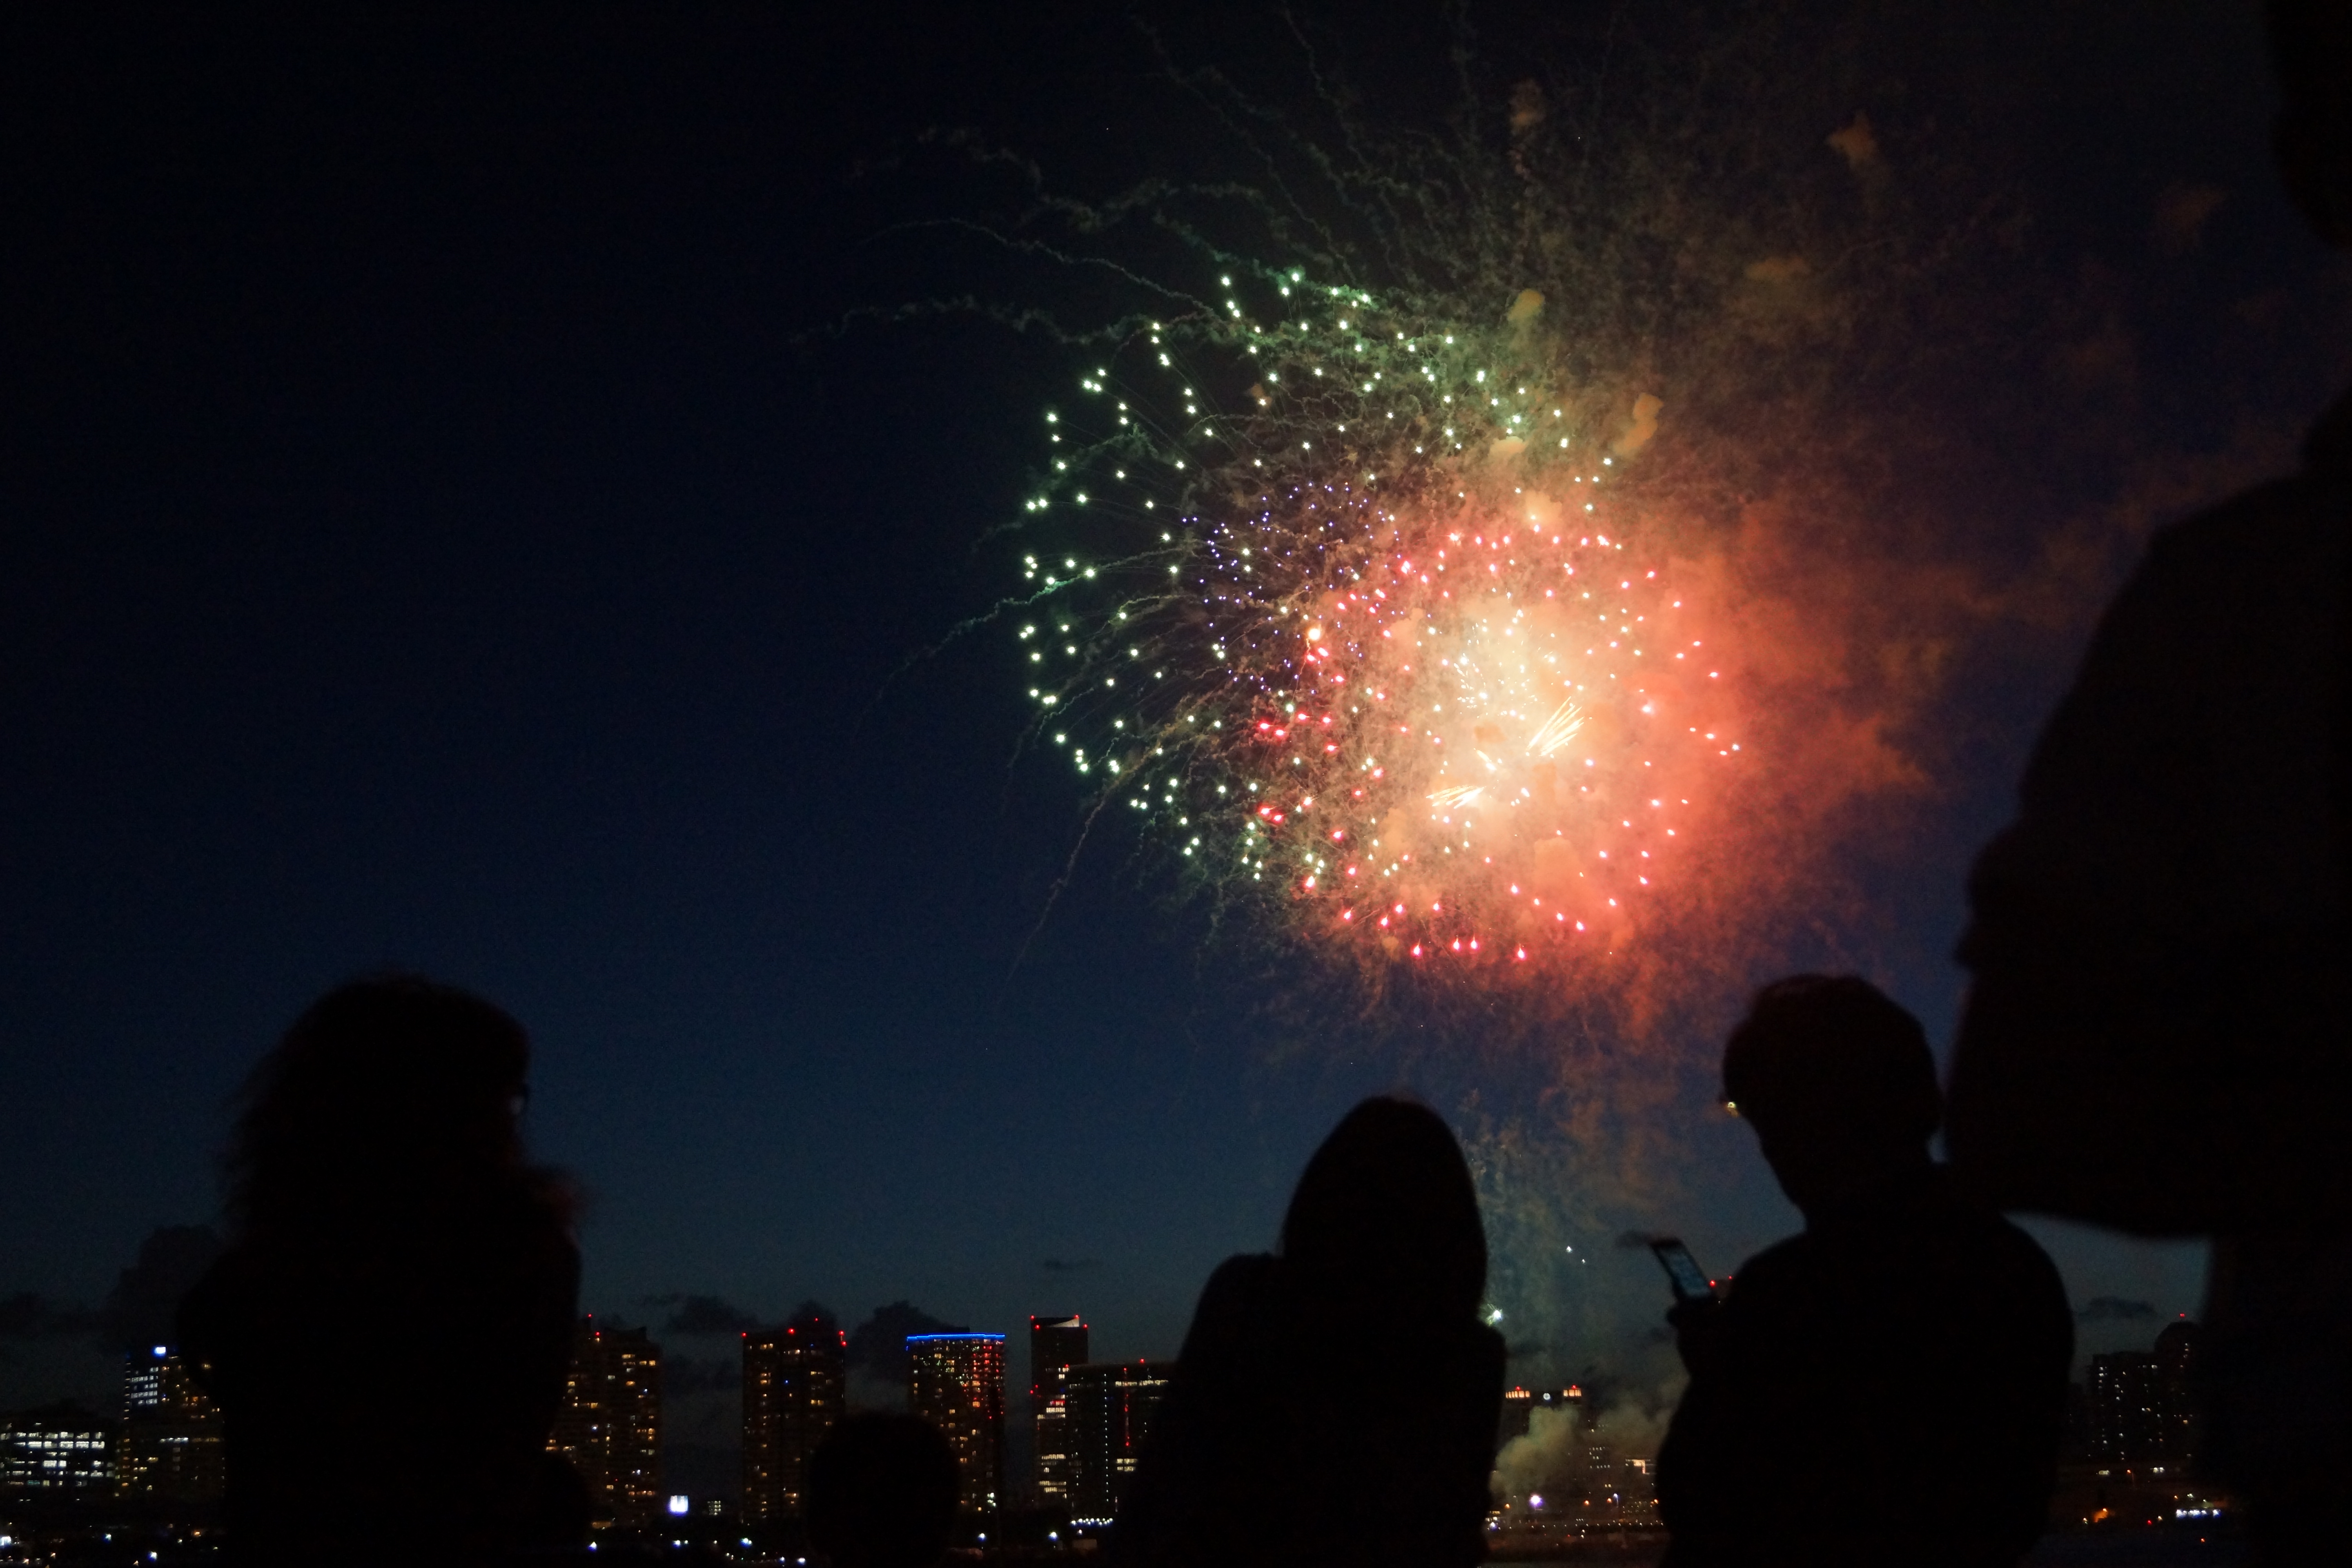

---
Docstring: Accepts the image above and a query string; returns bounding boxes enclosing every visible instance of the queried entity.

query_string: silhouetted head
[806,1412,960,1568]
[2269,0,2352,249]
[1281,1095,1486,1326]
[1722,976,1939,1219]
[227,975,559,1233]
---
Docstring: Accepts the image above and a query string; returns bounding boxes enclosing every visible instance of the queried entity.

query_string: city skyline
[5,1309,2216,1527]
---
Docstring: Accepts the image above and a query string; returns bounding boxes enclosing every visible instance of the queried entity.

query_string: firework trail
[1006,271,1753,983]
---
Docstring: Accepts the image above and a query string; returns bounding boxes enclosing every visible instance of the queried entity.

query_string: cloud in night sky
[647,1293,762,1338]
[846,1301,967,1380]
[102,1226,223,1352]
[663,1353,742,1396]
[2075,1296,2160,1324]
[1039,1258,1101,1274]
[0,1294,103,1342]
[2,1226,223,1355]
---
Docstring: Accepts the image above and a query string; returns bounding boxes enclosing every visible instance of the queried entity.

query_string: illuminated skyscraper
[1496,1385,1584,1450]
[0,1403,116,1497]
[1028,1315,1088,1508]
[119,1347,224,1502]
[2151,1319,2202,1469]
[2087,1353,2160,1466]
[2089,1320,2203,1470]
[907,1333,1005,1515]
[1065,1359,1172,1526]
[552,1318,664,1529]
[742,1306,846,1523]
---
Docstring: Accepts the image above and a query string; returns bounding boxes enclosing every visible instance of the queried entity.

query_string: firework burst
[1011,269,1748,977]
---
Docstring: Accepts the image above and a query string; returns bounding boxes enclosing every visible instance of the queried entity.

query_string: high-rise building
[1065,1359,1173,1527]
[1496,1385,1584,1450]
[119,1347,224,1502]
[2151,1319,2202,1469]
[0,1403,118,1497]
[2087,1352,2165,1465]
[1029,1315,1089,1508]
[2088,1320,2203,1472]
[908,1333,1005,1515]
[552,1318,664,1528]
[742,1306,846,1524]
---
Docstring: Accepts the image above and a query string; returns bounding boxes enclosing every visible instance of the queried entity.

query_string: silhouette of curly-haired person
[806,1412,960,1568]
[1658,977,2072,1568]
[178,976,583,1565]
[1112,1095,1506,1568]
[1946,5,2352,1559]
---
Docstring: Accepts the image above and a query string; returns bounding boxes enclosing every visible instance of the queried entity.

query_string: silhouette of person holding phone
[179,976,582,1564]
[1659,977,2071,1568]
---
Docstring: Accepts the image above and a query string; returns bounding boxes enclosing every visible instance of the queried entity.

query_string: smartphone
[1650,1237,1716,1303]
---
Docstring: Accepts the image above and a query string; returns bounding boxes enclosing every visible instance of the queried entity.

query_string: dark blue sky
[2,2,2332,1447]
[0,4,1452,1392]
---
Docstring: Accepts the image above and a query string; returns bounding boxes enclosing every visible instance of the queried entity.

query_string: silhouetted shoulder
[1162,1253,1278,1391]
[1110,1254,1283,1565]
[1690,1234,1812,1336]
[1940,1199,2075,1361]
[1720,1232,1807,1291]
[1984,1207,2067,1290]
[1189,1251,1278,1334]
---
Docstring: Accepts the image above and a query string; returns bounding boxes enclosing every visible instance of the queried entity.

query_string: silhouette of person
[1946,5,2352,1558]
[1111,1095,1506,1568]
[806,1412,960,1568]
[178,976,582,1565]
[1657,977,2072,1568]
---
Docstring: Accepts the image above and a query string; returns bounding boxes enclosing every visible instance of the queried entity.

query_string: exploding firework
[1009,269,1750,976]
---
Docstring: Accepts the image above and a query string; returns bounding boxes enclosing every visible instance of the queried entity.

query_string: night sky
[4,1,2337,1490]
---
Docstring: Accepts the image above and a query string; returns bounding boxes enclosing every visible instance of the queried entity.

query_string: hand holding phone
[1650,1237,1716,1304]
[1653,1238,1724,1374]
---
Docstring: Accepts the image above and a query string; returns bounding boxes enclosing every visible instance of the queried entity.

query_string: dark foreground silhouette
[179,976,583,1565]
[1948,6,2352,1561]
[806,1412,959,1568]
[1112,1096,1506,1568]
[1659,977,2073,1568]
